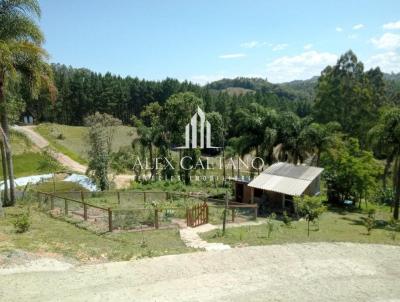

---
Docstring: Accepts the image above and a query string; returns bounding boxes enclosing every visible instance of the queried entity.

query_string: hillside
[206,73,399,104]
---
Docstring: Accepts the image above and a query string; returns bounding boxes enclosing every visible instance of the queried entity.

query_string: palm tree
[275,112,311,164]
[0,0,54,205]
[299,122,340,166]
[368,108,400,219]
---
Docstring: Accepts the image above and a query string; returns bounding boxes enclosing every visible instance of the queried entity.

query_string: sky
[39,0,400,84]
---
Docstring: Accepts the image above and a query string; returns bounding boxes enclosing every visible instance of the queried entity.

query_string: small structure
[234,162,323,213]
[21,110,34,124]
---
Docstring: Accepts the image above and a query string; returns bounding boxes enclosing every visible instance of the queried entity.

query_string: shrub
[386,219,400,240]
[363,209,376,235]
[13,213,31,233]
[266,213,278,238]
[282,211,292,227]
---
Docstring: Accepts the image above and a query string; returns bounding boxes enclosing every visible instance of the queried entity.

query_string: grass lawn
[200,206,400,246]
[0,131,61,178]
[0,205,195,263]
[35,123,136,164]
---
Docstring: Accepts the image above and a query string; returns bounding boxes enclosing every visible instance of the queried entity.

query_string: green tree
[85,112,122,190]
[0,0,55,205]
[313,50,385,145]
[368,108,400,219]
[321,136,381,206]
[294,195,326,236]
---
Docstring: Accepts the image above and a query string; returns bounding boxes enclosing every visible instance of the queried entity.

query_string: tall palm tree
[275,112,311,164]
[299,122,340,166]
[0,0,54,205]
[368,108,400,219]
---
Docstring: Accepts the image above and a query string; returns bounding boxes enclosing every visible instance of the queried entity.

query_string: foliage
[266,212,278,238]
[85,112,122,190]
[313,50,386,145]
[13,212,31,233]
[282,211,292,227]
[363,209,376,235]
[321,136,381,204]
[386,218,400,241]
[294,195,326,236]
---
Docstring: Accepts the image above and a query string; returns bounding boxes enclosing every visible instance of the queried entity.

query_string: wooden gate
[187,202,208,227]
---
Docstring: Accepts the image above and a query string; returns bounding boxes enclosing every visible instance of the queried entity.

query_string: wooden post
[83,204,88,220]
[154,208,159,229]
[37,192,41,208]
[117,191,120,205]
[144,192,147,205]
[186,208,189,226]
[108,208,113,232]
[80,191,85,203]
[254,205,258,220]
[50,195,54,210]
[64,199,68,215]
[206,204,209,223]
[222,192,228,235]
[231,208,235,222]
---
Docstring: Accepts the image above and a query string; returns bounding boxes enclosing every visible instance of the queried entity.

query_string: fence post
[83,204,88,220]
[254,206,258,220]
[186,208,189,226]
[144,192,147,205]
[108,208,113,232]
[231,208,235,222]
[80,191,85,203]
[37,192,41,208]
[154,208,159,229]
[64,199,68,216]
[117,191,120,205]
[50,195,54,210]
[206,204,209,223]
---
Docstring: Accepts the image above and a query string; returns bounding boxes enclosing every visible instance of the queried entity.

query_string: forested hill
[23,64,400,126]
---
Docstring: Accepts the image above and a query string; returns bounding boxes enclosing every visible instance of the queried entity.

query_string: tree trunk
[0,74,15,205]
[0,140,9,204]
[393,156,400,220]
[316,149,321,167]
[383,154,393,190]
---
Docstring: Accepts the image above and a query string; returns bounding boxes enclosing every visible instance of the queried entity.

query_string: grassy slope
[0,131,53,178]
[201,206,400,246]
[35,123,136,164]
[0,205,195,262]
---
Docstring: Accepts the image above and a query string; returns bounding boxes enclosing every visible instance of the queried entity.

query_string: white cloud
[336,27,343,32]
[304,44,313,50]
[370,33,400,50]
[353,24,364,30]
[383,20,400,30]
[366,52,400,73]
[219,53,246,59]
[266,50,338,83]
[272,43,288,51]
[240,41,266,48]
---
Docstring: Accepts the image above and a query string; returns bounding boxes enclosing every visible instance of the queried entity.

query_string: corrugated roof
[263,162,323,181]
[248,162,323,196]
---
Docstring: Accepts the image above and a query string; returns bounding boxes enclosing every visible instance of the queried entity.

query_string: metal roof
[248,162,323,196]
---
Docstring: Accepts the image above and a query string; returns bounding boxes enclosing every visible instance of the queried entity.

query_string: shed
[234,162,323,213]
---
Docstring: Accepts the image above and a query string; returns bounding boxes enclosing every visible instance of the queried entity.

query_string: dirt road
[12,125,134,188]
[1,242,399,302]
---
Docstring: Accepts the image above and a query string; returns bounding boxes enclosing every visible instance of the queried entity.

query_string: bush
[13,213,31,233]
[363,209,376,235]
[282,211,292,227]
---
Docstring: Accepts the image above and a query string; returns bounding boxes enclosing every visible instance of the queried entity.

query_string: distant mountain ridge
[206,73,400,103]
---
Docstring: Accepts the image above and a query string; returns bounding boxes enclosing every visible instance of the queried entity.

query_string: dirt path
[1,242,399,302]
[12,125,134,188]
[13,125,86,173]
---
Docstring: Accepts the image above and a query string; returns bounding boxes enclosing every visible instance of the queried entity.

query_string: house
[234,162,323,214]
